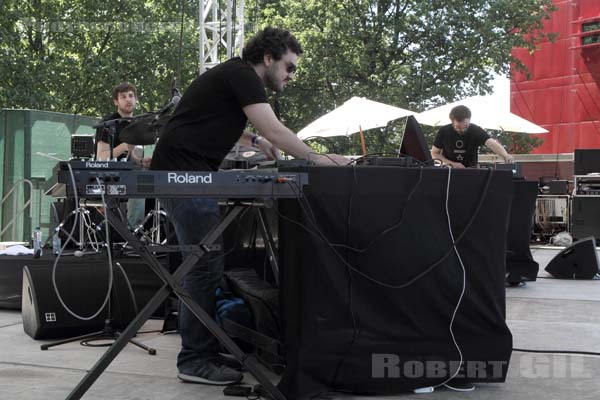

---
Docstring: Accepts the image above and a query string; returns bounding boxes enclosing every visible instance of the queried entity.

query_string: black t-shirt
[433,123,490,167]
[151,57,268,171]
[94,112,131,161]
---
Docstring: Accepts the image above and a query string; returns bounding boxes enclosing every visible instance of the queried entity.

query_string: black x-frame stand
[64,198,286,400]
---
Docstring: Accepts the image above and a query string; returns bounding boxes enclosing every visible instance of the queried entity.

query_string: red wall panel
[510,0,600,154]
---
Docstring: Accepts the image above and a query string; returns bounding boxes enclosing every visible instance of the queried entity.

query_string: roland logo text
[168,172,213,184]
[85,161,109,168]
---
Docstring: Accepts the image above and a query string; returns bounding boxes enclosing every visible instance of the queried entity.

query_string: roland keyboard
[52,168,309,199]
[53,160,136,173]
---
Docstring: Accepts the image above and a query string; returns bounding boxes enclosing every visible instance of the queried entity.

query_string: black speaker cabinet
[506,180,539,285]
[22,263,138,339]
[545,237,600,279]
[549,180,568,195]
[571,197,600,241]
[574,148,600,175]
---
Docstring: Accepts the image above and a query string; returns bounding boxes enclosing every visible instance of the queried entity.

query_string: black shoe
[217,353,245,371]
[178,359,243,385]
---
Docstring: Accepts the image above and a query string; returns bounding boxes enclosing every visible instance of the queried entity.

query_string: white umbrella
[416,95,548,134]
[297,97,415,140]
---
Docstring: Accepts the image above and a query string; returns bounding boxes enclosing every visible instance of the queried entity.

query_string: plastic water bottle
[52,231,62,255]
[32,226,42,257]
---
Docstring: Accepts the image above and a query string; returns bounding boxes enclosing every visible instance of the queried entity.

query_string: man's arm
[238,131,255,147]
[96,141,134,161]
[431,145,465,168]
[126,145,153,168]
[243,103,347,165]
[484,138,514,163]
[238,130,280,160]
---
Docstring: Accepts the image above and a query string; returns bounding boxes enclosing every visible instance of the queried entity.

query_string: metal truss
[198,0,245,74]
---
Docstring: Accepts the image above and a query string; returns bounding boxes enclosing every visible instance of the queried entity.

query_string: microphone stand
[108,124,116,160]
[93,118,132,160]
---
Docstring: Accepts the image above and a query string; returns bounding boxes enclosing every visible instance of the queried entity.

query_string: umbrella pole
[359,126,367,156]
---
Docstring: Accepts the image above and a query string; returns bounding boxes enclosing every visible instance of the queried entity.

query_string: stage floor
[1,247,600,400]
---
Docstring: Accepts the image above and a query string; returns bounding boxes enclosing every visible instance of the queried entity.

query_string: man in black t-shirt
[151,43,345,169]
[431,105,514,168]
[96,83,138,162]
[151,28,346,386]
[95,83,150,228]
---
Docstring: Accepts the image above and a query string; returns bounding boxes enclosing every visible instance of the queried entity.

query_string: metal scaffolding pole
[198,0,245,74]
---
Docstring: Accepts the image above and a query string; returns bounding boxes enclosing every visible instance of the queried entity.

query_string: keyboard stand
[64,198,287,400]
[256,207,281,286]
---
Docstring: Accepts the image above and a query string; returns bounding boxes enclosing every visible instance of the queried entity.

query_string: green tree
[0,0,200,117]
[0,0,554,153]
[245,0,556,154]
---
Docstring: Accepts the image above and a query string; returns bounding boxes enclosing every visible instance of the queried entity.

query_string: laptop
[495,162,523,178]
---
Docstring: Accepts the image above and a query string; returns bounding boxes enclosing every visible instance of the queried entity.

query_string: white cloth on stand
[0,245,35,256]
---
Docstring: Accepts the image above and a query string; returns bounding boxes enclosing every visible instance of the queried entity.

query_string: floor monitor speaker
[22,262,137,339]
[545,237,600,279]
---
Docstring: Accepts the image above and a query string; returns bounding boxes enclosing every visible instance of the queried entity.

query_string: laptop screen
[398,115,432,163]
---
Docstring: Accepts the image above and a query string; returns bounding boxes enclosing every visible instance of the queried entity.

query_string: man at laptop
[430,105,514,168]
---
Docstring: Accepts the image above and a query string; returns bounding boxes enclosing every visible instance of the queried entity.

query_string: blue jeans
[161,198,223,369]
[126,198,146,229]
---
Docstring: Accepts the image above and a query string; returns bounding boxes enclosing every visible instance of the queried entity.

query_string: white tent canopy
[416,95,548,134]
[297,97,415,140]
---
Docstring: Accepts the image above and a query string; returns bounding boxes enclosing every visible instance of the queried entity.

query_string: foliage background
[0,0,556,153]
